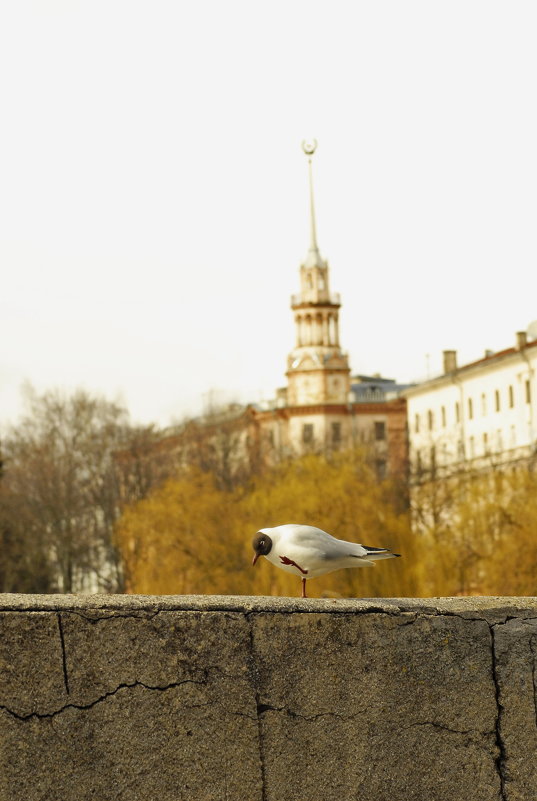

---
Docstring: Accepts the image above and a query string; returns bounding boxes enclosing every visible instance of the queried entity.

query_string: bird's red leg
[279,555,308,575]
[301,577,307,598]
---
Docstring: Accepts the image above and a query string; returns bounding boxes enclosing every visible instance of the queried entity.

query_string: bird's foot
[279,555,308,575]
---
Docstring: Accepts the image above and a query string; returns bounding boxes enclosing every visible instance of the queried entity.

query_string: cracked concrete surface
[1,596,537,800]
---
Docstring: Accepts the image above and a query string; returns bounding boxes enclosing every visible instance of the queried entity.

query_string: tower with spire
[245,139,410,467]
[147,140,409,480]
[286,141,351,407]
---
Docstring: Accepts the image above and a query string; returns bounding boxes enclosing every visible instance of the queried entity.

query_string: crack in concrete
[399,720,488,737]
[489,623,508,801]
[252,703,496,734]
[367,720,497,747]
[0,677,209,722]
[255,702,368,723]
[529,634,537,733]
[4,603,537,626]
[56,613,70,696]
[247,617,267,801]
[243,607,537,628]
[243,607,405,621]
[400,610,531,626]
[62,610,161,624]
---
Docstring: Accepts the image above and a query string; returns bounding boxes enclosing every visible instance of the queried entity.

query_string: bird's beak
[252,553,259,567]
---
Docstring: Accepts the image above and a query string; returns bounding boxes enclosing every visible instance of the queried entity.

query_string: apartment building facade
[404,332,537,479]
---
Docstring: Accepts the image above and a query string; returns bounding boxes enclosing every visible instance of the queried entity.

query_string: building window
[495,390,500,412]
[483,432,489,454]
[525,379,531,404]
[469,436,475,458]
[509,385,514,408]
[510,425,516,448]
[415,414,420,433]
[457,440,464,460]
[441,406,446,427]
[496,430,503,452]
[375,421,386,441]
[455,402,460,423]
[468,398,473,420]
[481,393,487,416]
[428,410,434,431]
[331,422,341,445]
[302,424,314,444]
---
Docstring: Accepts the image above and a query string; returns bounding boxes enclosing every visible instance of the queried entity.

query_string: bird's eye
[260,539,265,546]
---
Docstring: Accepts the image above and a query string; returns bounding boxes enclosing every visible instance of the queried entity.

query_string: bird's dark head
[252,531,273,566]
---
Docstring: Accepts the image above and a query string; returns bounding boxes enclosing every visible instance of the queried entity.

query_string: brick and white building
[155,142,412,481]
[249,142,411,478]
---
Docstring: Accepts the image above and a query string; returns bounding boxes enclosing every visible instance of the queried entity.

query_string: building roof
[350,375,414,403]
[403,336,537,398]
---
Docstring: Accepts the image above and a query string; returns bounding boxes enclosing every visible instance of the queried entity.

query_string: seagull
[252,523,401,598]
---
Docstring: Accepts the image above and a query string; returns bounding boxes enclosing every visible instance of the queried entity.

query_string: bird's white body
[258,523,397,581]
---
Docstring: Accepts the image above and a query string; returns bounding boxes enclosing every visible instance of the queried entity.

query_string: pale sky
[2,1,537,429]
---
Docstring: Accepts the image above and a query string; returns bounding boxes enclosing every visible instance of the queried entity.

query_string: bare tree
[0,387,165,593]
[171,404,263,491]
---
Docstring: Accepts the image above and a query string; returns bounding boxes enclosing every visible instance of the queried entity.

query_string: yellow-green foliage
[116,450,537,598]
[116,451,418,598]
[492,468,537,596]
[412,463,537,596]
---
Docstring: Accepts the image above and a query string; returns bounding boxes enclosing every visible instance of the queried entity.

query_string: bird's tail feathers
[362,546,401,561]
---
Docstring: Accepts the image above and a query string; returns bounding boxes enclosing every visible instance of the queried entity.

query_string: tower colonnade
[294,310,340,347]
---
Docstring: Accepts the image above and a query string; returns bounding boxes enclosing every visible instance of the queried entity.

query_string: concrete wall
[1,594,537,801]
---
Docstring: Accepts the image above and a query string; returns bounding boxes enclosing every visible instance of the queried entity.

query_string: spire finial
[301,139,322,264]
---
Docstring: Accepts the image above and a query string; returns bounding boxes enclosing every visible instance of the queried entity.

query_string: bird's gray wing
[287,526,370,561]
